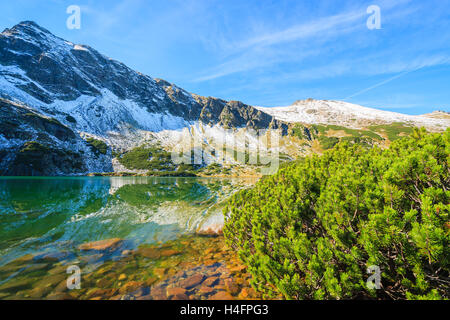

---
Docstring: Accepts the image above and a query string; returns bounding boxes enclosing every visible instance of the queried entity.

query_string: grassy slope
[111,122,432,176]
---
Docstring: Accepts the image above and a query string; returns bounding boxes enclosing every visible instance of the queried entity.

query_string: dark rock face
[0,21,285,131]
[154,78,202,121]
[7,141,85,176]
[0,98,110,176]
[195,96,288,133]
[0,99,76,144]
[0,21,203,120]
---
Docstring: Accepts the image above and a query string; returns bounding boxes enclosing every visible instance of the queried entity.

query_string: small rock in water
[160,249,182,257]
[224,279,240,295]
[198,286,215,295]
[153,267,167,278]
[35,274,66,289]
[204,248,216,255]
[167,287,187,297]
[118,273,127,281]
[179,274,205,289]
[145,277,158,286]
[202,277,219,287]
[96,277,114,288]
[28,285,52,298]
[238,287,254,299]
[136,247,161,259]
[229,265,247,274]
[119,281,144,295]
[33,251,73,262]
[209,291,234,300]
[130,287,149,298]
[170,293,189,300]
[78,238,123,251]
[150,287,167,300]
[85,288,110,299]
[46,292,74,300]
[24,263,49,272]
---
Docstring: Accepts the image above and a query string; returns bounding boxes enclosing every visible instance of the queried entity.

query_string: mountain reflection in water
[0,177,256,267]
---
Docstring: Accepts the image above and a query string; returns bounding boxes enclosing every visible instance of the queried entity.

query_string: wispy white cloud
[192,0,446,83]
[193,8,367,81]
[344,56,450,100]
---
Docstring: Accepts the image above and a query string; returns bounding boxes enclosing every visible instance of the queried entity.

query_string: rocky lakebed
[0,177,264,300]
[0,234,262,300]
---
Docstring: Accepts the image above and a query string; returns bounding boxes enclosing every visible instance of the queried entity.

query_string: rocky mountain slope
[0,21,287,175]
[0,21,448,176]
[256,98,449,130]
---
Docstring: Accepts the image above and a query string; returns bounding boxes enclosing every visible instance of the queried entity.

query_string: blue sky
[1,0,449,114]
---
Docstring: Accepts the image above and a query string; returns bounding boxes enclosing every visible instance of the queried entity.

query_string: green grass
[313,124,383,140]
[305,124,386,150]
[24,113,63,126]
[318,136,340,149]
[290,124,308,139]
[118,146,176,171]
[85,138,108,155]
[198,163,222,175]
[369,122,415,141]
[19,141,50,153]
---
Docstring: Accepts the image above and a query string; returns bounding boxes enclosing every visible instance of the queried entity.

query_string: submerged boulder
[78,238,123,251]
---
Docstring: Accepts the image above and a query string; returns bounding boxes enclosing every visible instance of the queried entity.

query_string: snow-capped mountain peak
[256,98,449,130]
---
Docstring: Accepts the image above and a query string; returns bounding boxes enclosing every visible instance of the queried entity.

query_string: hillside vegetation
[224,128,449,300]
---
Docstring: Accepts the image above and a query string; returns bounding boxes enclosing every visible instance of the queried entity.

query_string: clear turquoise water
[0,176,253,267]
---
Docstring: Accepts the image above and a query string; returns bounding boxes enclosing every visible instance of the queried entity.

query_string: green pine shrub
[224,128,449,300]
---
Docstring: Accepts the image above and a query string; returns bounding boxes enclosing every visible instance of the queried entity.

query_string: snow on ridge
[256,99,450,130]
[47,89,190,138]
[73,44,89,51]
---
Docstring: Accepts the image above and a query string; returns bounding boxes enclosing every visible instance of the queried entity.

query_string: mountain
[421,110,450,120]
[256,98,449,130]
[0,21,287,175]
[0,21,448,176]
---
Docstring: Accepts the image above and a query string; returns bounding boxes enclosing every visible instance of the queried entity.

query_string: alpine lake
[0,176,263,300]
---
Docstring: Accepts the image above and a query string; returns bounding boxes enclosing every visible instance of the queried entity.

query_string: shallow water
[0,176,260,300]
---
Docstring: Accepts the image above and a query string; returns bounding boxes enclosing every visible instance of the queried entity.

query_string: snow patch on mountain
[256,99,449,130]
[73,44,89,51]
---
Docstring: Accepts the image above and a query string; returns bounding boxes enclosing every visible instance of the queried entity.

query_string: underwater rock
[160,249,182,257]
[118,281,144,295]
[136,247,161,259]
[202,276,219,287]
[179,274,205,289]
[78,238,123,251]
[167,287,187,298]
[198,286,215,295]
[209,291,233,300]
[224,278,240,295]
